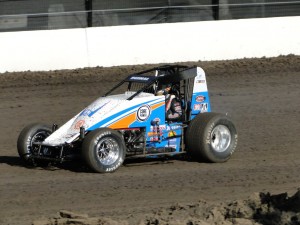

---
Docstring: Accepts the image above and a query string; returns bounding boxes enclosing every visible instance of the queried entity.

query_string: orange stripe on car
[109,101,164,129]
[151,101,165,110]
[109,112,136,129]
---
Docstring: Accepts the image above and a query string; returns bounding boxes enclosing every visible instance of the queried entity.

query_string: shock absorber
[151,119,161,142]
[156,121,161,142]
[80,127,85,140]
[52,124,58,132]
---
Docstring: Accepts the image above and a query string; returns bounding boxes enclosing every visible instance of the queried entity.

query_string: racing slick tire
[17,123,52,166]
[82,128,126,173]
[186,112,237,163]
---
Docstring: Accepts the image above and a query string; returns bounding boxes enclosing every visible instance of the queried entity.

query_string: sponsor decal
[80,109,92,116]
[137,105,151,122]
[152,125,180,131]
[149,125,181,139]
[167,131,177,148]
[150,137,160,141]
[80,101,110,117]
[196,70,204,78]
[149,124,181,132]
[130,76,149,81]
[168,131,177,137]
[74,120,85,129]
[169,125,181,131]
[88,101,110,117]
[200,103,208,112]
[150,125,166,132]
[194,103,208,112]
[196,95,206,103]
[148,132,163,137]
[194,104,201,111]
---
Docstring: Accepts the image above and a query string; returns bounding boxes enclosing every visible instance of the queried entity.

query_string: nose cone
[43,97,126,146]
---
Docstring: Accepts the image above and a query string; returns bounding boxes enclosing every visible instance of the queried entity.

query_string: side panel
[146,123,183,152]
[108,96,166,129]
[190,67,211,119]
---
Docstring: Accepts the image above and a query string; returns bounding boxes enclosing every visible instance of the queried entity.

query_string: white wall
[1,16,300,73]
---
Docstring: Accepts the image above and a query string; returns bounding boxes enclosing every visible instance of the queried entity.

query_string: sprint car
[17,65,238,173]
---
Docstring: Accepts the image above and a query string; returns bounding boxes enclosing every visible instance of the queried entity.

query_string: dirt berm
[33,190,300,225]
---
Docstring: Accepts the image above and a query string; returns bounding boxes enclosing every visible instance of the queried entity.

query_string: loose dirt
[0,55,299,225]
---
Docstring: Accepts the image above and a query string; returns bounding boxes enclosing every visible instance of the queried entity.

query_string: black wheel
[186,112,238,162]
[82,128,126,173]
[17,123,52,165]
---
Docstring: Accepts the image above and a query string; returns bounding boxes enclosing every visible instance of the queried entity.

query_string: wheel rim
[30,131,50,155]
[210,125,231,153]
[96,137,120,166]
[30,131,49,144]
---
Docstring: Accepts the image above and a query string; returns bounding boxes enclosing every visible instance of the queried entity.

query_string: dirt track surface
[0,55,300,225]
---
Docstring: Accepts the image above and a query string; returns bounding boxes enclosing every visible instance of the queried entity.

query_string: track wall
[0,16,300,72]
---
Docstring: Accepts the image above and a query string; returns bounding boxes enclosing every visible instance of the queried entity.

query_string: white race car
[17,65,238,173]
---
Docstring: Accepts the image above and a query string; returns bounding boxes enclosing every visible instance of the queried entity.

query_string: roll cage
[103,65,197,122]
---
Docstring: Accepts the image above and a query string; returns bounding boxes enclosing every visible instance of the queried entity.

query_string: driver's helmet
[156,84,171,96]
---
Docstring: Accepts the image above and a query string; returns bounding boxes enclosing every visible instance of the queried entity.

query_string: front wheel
[186,113,238,162]
[17,123,52,165]
[82,128,126,173]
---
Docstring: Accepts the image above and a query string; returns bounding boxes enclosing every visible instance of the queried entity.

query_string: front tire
[186,113,238,162]
[82,128,126,173]
[17,123,52,165]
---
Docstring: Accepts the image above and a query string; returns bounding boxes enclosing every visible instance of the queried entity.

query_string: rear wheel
[82,128,126,173]
[17,123,52,166]
[186,113,238,162]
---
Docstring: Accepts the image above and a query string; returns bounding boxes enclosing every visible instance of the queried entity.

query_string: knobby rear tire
[186,112,238,163]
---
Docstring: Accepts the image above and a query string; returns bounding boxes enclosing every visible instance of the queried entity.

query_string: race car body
[17,65,237,173]
[43,92,165,146]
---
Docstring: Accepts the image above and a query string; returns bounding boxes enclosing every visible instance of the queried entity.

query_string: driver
[157,84,182,121]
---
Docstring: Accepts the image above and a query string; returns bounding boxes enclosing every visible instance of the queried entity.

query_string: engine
[121,128,145,154]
